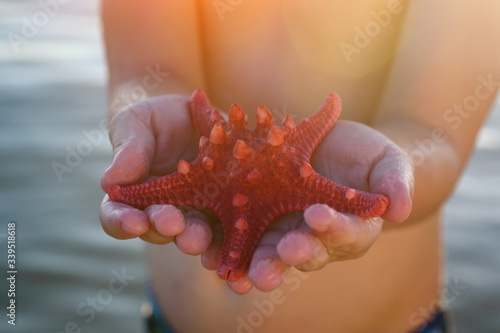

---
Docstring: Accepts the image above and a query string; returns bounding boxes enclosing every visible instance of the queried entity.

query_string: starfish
[108,89,389,282]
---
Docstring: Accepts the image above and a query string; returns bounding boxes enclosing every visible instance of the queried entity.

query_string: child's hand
[219,120,414,294]
[99,95,213,254]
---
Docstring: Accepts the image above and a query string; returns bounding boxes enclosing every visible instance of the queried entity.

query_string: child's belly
[145,211,441,333]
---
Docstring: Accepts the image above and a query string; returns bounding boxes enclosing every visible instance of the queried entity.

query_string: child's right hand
[99,94,214,255]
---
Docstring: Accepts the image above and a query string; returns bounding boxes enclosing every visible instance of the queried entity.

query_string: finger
[227,274,254,295]
[100,195,150,239]
[276,229,330,271]
[304,204,383,261]
[139,205,185,245]
[147,205,185,236]
[200,221,224,270]
[370,145,414,222]
[176,211,212,255]
[248,229,289,291]
[101,102,156,192]
[200,241,220,271]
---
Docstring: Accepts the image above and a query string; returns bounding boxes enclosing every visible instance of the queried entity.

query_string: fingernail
[153,206,185,236]
[278,233,313,265]
[304,204,337,232]
[252,258,286,289]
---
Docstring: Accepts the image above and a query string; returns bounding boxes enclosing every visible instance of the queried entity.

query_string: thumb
[370,145,414,223]
[101,102,156,192]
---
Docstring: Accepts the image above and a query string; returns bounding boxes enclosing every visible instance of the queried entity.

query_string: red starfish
[108,89,388,282]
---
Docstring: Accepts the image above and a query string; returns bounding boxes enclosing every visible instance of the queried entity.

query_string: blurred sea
[0,1,498,332]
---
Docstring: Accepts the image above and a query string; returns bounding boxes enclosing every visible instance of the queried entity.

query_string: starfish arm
[215,195,288,282]
[190,89,226,138]
[216,212,271,282]
[289,92,342,161]
[108,170,210,210]
[298,173,389,219]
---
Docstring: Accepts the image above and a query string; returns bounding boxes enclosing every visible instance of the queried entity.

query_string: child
[99,1,500,332]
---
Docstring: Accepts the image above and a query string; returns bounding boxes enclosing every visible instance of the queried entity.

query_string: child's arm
[373,0,500,225]
[102,0,204,115]
[100,0,209,247]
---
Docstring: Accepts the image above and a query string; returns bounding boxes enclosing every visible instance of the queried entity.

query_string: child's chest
[200,0,409,123]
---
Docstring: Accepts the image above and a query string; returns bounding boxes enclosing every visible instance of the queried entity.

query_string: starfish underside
[109,89,389,282]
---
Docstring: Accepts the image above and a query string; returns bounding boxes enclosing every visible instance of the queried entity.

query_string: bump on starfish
[108,88,389,282]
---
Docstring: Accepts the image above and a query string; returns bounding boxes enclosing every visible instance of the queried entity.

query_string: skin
[99,0,500,332]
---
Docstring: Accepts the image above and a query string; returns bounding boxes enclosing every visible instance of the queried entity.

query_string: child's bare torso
[146,1,440,332]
